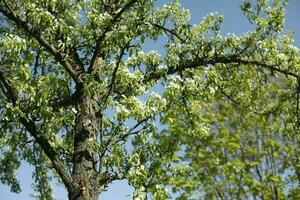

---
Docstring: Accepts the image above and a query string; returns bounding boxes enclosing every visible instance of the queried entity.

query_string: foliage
[0,0,300,199]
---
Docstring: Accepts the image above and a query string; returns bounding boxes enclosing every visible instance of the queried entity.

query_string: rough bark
[68,82,101,200]
[0,2,139,200]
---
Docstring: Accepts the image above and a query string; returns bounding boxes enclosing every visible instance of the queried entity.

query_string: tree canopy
[0,0,300,199]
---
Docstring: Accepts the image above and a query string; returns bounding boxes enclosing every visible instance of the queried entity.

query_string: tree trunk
[69,83,101,200]
[68,187,99,200]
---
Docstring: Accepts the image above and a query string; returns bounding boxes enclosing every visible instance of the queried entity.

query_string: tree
[0,0,300,199]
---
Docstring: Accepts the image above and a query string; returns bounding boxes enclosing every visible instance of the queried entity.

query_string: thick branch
[50,90,80,111]
[19,116,73,188]
[88,0,139,73]
[0,67,73,189]
[143,56,300,83]
[0,3,81,83]
[0,69,18,103]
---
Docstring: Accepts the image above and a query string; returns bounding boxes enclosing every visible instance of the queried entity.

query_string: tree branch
[151,23,185,42]
[0,70,18,104]
[102,39,131,107]
[19,116,73,188]
[88,0,139,73]
[0,2,82,83]
[143,55,300,83]
[0,67,73,189]
[50,91,80,111]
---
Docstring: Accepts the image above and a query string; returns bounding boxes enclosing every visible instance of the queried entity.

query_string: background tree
[0,0,300,199]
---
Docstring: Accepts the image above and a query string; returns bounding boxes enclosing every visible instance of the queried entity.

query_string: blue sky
[1,0,300,199]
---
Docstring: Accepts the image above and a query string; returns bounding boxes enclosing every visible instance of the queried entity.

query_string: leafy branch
[0,0,83,83]
[0,66,73,189]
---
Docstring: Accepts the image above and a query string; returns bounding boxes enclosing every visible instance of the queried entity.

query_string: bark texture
[69,83,101,200]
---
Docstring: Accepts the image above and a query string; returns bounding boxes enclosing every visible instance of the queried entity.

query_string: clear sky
[1,0,300,199]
